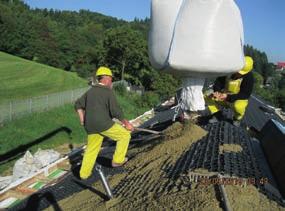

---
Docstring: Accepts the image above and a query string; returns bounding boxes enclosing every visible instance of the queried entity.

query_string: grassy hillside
[0,52,87,102]
[0,92,151,175]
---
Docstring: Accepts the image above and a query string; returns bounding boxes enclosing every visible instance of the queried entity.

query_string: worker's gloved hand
[211,92,221,100]
[121,119,134,131]
[219,93,227,101]
[211,92,227,101]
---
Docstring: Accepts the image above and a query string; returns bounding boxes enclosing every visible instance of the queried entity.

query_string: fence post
[71,90,74,102]
[2,87,87,123]
[57,92,61,106]
[46,95,49,110]
[9,102,12,121]
[29,98,32,113]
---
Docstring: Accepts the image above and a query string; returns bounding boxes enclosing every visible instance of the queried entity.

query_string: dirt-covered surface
[44,122,285,211]
[219,144,243,154]
[226,185,284,211]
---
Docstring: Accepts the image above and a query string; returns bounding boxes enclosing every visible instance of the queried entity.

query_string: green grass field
[0,93,150,175]
[0,51,87,103]
[0,51,151,175]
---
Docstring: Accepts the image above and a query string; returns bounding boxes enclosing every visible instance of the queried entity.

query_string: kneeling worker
[75,66,134,180]
[206,56,254,126]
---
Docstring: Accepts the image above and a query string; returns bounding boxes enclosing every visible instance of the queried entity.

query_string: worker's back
[75,84,123,134]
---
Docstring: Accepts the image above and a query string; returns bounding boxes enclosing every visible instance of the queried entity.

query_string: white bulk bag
[149,0,184,70]
[149,0,245,77]
[180,77,205,111]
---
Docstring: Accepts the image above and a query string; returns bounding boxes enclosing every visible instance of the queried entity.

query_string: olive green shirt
[74,84,124,134]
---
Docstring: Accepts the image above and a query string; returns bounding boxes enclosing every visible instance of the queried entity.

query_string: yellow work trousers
[205,96,249,121]
[80,123,131,179]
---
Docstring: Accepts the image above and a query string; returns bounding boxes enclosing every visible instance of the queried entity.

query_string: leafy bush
[277,89,285,111]
[151,72,180,99]
[140,92,160,108]
[113,81,128,96]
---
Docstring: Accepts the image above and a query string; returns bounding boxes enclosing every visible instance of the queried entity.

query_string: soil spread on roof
[45,122,285,211]
[219,144,243,154]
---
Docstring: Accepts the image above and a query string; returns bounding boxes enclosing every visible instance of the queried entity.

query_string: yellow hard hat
[96,66,113,77]
[239,56,254,75]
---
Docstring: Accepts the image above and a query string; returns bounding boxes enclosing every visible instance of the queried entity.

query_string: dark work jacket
[74,84,124,134]
[213,71,254,103]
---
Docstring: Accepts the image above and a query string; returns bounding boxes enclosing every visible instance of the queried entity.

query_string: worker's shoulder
[244,71,254,80]
[89,84,112,94]
[216,76,227,81]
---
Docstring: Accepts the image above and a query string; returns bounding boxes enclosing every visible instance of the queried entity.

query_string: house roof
[277,62,285,69]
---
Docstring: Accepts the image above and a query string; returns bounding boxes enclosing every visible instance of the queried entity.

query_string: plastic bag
[34,149,60,168]
[12,149,60,181]
[12,151,41,181]
[0,176,12,190]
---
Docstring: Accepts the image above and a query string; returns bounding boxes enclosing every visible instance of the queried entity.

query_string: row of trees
[0,0,284,109]
[0,0,179,99]
[245,45,285,110]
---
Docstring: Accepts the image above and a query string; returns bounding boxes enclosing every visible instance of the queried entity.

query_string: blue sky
[24,0,285,63]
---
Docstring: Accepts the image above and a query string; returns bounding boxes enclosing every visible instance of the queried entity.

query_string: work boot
[233,120,241,127]
[197,109,209,117]
[208,116,218,124]
[112,157,128,168]
[208,111,223,124]
[73,174,95,185]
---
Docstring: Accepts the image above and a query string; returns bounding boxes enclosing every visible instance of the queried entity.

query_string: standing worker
[75,66,134,180]
[206,56,254,126]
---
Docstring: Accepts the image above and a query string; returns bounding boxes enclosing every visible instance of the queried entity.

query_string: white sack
[12,149,60,182]
[181,78,205,111]
[0,176,12,190]
[12,151,41,181]
[149,0,245,77]
[34,149,60,168]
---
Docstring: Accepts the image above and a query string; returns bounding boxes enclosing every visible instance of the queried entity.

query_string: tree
[278,75,285,89]
[0,3,19,52]
[100,25,148,83]
[260,63,274,85]
[276,89,285,111]
[244,45,274,84]
[150,71,180,99]
[253,72,264,90]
